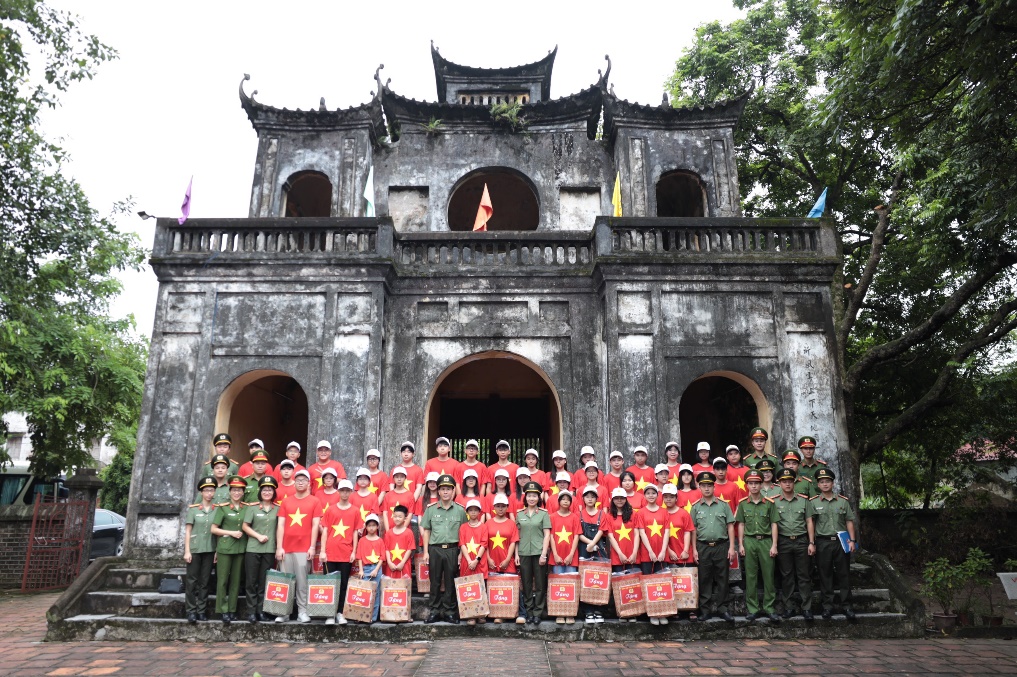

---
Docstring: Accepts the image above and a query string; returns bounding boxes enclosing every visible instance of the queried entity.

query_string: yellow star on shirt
[735,476,746,491]
[315,477,324,488]
[550,485,561,495]
[615,524,632,541]
[403,480,415,493]
[465,538,481,555]
[389,544,407,562]
[669,523,681,539]
[682,499,694,514]
[719,496,731,504]
[359,505,369,521]
[367,484,379,493]
[289,508,307,527]
[321,502,331,516]
[647,520,664,537]
[669,475,681,487]
[635,477,650,492]
[366,552,381,564]
[331,520,349,537]
[555,526,573,544]
[489,531,507,550]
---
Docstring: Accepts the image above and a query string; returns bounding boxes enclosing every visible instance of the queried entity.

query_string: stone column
[65,469,104,575]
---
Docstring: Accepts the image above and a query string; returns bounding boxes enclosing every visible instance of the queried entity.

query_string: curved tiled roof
[431,42,557,101]
[602,89,752,138]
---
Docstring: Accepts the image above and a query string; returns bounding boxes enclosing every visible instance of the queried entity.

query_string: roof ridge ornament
[319,97,326,112]
[239,73,258,105]
[597,55,612,91]
[374,63,390,92]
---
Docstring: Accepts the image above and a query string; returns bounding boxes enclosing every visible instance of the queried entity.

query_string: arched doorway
[447,168,540,231]
[678,371,770,463]
[283,171,332,217]
[424,352,562,468]
[215,370,309,466]
[656,170,707,217]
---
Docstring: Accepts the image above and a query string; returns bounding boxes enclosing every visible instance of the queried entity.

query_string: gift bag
[611,572,645,618]
[670,566,699,610]
[454,573,489,619]
[342,576,377,623]
[415,553,430,594]
[306,572,341,618]
[262,569,296,617]
[487,573,520,619]
[642,572,678,618]
[380,576,412,623]
[579,560,612,605]
[547,573,580,618]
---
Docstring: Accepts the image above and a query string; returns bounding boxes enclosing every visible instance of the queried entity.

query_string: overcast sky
[42,0,743,337]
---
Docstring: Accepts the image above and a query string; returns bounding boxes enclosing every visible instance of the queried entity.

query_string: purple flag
[178,176,192,225]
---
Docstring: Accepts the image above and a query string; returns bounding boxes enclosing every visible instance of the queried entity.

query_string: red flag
[473,183,493,231]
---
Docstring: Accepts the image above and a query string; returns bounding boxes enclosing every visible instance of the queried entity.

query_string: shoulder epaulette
[796,493,808,499]
[189,503,201,508]
[818,459,828,465]
[838,494,849,500]
[737,496,750,504]
[801,476,813,483]
[242,501,258,506]
[763,496,775,503]
[809,495,819,500]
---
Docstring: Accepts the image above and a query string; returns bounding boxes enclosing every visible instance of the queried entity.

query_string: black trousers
[244,551,275,614]
[428,545,458,615]
[185,552,214,614]
[326,561,353,615]
[777,535,813,611]
[816,537,852,610]
[519,554,548,618]
[697,540,730,613]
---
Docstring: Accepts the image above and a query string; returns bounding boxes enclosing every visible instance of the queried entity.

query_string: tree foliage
[1,1,147,479]
[667,0,1017,501]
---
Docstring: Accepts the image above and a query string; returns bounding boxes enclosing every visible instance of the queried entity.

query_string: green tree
[1,1,148,479]
[667,0,1017,501]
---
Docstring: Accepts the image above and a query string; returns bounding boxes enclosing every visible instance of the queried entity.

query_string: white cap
[321,467,338,478]
[364,513,380,524]
[557,489,573,499]
[609,450,624,460]
[465,439,480,448]
[425,471,440,482]
[465,499,483,511]
[580,445,595,457]
[391,466,407,476]
[555,471,571,483]
[493,494,510,506]
[524,448,539,459]
[463,468,479,480]
[356,467,371,478]
[610,487,627,499]
[400,441,415,452]
[494,468,510,479]
[726,444,740,453]
[337,479,354,490]
[279,459,296,468]
[654,463,670,474]
[286,441,301,451]
[294,469,311,479]
[697,442,710,452]
[633,445,648,454]
[642,483,659,493]
[366,448,381,458]
[679,463,694,474]
[582,486,600,496]
[661,484,678,495]
[515,467,531,478]
[316,440,332,450]
[664,441,680,451]
[435,436,450,446]
[552,450,567,460]
[584,461,599,471]
[496,439,511,449]
[249,438,264,448]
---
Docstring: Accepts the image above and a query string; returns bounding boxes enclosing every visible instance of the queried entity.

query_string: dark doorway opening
[218,372,309,466]
[447,169,539,231]
[678,375,758,464]
[656,170,707,217]
[284,171,332,217]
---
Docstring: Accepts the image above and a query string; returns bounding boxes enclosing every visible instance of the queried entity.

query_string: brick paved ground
[1,591,1016,676]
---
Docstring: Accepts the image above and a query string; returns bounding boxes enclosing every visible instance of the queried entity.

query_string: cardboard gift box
[578,560,612,605]
[415,553,430,594]
[670,566,699,610]
[487,573,520,619]
[342,576,377,623]
[547,573,580,618]
[611,571,646,618]
[642,572,678,617]
[379,576,412,622]
[306,572,342,618]
[261,569,296,617]
[454,573,489,619]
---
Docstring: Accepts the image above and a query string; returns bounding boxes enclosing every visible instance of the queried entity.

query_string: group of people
[183,427,858,626]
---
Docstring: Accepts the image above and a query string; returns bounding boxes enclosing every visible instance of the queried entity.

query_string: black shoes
[769,612,781,622]
[822,609,833,620]
[222,613,231,625]
[803,610,814,621]
[844,609,857,621]
[445,613,460,624]
[425,612,440,624]
[781,609,796,619]
[720,612,735,623]
[247,613,258,623]
[186,612,197,624]
[744,612,758,622]
[196,613,207,622]
[698,612,712,622]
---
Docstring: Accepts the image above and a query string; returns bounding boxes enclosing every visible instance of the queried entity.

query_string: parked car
[0,462,68,505]
[90,509,125,559]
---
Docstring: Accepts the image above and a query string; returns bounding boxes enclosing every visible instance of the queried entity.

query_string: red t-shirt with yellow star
[602,512,639,566]
[486,518,519,573]
[368,470,389,497]
[676,488,702,514]
[489,461,520,492]
[714,481,747,509]
[455,461,490,491]
[602,472,624,493]
[726,464,747,485]
[425,456,461,481]
[549,510,581,566]
[309,461,347,495]
[349,491,380,526]
[275,482,297,506]
[383,527,416,578]
[635,506,669,563]
[381,488,417,521]
[545,491,578,515]
[392,463,425,498]
[627,464,657,489]
[458,521,489,577]
[317,490,341,519]
[279,494,322,553]
[355,535,385,569]
[665,507,695,563]
[321,503,362,562]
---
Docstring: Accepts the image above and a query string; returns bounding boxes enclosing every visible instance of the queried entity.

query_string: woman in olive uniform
[210,476,249,624]
[242,476,279,622]
[515,481,551,625]
[184,476,218,623]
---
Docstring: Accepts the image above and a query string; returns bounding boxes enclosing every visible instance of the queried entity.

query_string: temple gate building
[126,45,848,558]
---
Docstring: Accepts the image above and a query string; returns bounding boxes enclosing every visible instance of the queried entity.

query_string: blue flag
[807,187,827,218]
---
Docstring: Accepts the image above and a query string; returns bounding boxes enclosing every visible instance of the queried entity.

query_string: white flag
[363,166,375,217]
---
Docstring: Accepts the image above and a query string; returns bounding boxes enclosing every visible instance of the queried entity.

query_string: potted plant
[959,548,993,626]
[921,557,965,631]
[993,558,1017,624]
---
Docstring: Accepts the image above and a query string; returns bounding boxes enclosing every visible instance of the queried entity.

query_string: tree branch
[839,205,890,350]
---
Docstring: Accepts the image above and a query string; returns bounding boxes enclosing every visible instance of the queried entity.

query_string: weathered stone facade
[125,46,848,559]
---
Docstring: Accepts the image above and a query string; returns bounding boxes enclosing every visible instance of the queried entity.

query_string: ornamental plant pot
[981,614,1004,627]
[932,613,958,633]
[956,610,974,626]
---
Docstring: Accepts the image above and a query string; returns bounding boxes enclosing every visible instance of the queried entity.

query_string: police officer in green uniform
[735,469,780,621]
[194,453,232,505]
[690,471,736,622]
[244,449,272,503]
[421,473,468,623]
[184,476,218,623]
[516,481,552,625]
[781,450,817,498]
[810,468,857,620]
[211,476,248,624]
[758,459,780,499]
[202,433,240,476]
[743,427,779,470]
[796,436,827,481]
[242,475,278,622]
[774,467,816,620]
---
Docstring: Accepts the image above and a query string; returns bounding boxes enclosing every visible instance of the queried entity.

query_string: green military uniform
[761,485,781,500]
[212,498,248,617]
[516,497,552,620]
[244,475,271,503]
[243,502,278,619]
[797,458,827,481]
[421,480,468,618]
[203,457,239,475]
[744,453,780,470]
[193,482,230,506]
[735,494,778,616]
[811,477,856,614]
[689,484,735,616]
[184,499,217,617]
[774,487,815,616]
[794,475,818,498]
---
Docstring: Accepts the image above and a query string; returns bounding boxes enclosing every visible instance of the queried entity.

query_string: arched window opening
[215,370,309,467]
[678,372,769,464]
[656,170,707,217]
[447,169,539,231]
[283,171,332,218]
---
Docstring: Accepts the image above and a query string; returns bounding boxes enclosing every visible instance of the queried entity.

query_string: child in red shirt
[545,472,577,514]
[456,440,490,495]
[381,467,416,532]
[662,484,694,565]
[488,440,519,493]
[354,514,385,623]
[383,505,416,578]
[275,460,298,505]
[520,449,548,492]
[603,451,626,493]
[424,437,461,481]
[319,479,362,624]
[549,490,581,625]
[487,470,515,520]
[622,472,647,512]
[627,446,656,489]
[350,468,381,527]
[636,485,670,576]
[273,442,305,480]
[603,488,639,572]
[458,500,489,625]
[364,449,388,505]
[547,450,569,493]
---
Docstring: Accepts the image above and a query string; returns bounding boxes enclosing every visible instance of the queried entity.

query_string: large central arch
[423,351,562,468]
[215,370,309,466]
[678,370,771,463]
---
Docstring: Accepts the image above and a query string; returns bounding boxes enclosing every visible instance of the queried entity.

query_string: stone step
[50,611,918,643]
[104,567,186,591]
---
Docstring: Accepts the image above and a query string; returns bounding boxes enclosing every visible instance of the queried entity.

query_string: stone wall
[0,505,32,588]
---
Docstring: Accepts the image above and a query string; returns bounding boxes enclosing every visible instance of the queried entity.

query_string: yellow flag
[612,172,622,217]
